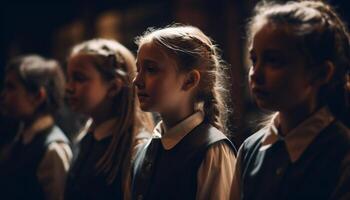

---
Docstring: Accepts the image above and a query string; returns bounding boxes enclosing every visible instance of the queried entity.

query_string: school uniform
[132,111,237,200]
[230,107,350,200]
[64,118,151,200]
[0,115,72,200]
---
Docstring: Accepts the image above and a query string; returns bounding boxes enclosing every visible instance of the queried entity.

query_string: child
[0,55,72,200]
[231,1,350,200]
[132,25,237,200]
[64,39,153,200]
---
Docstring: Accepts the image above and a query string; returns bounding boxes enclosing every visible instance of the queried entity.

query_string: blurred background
[0,0,349,146]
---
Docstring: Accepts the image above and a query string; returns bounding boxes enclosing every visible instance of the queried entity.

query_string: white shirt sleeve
[37,142,73,200]
[196,142,236,200]
[230,146,243,200]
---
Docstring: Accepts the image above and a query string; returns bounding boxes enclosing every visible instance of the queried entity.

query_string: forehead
[137,41,177,67]
[251,22,300,53]
[68,54,99,72]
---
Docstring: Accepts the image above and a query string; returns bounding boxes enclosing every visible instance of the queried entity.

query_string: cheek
[144,75,181,110]
[266,71,313,107]
[3,94,34,117]
[69,81,109,110]
[156,77,181,99]
[85,81,109,104]
[265,70,291,92]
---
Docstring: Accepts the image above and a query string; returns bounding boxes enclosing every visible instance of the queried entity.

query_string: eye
[145,65,158,74]
[263,54,286,68]
[72,72,88,82]
[250,54,257,67]
[265,55,279,64]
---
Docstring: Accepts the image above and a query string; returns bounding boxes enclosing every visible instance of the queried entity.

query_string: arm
[37,142,73,200]
[230,146,244,200]
[331,152,350,200]
[196,142,236,200]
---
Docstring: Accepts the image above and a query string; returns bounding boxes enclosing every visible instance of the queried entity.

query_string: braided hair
[70,39,153,198]
[136,25,231,133]
[248,0,350,126]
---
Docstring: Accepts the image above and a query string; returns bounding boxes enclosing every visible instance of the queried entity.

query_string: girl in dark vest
[132,25,237,200]
[231,1,350,200]
[64,39,153,200]
[0,55,72,200]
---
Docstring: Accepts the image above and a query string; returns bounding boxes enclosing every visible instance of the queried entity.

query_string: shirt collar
[88,118,118,141]
[261,107,335,163]
[153,111,204,150]
[19,115,54,145]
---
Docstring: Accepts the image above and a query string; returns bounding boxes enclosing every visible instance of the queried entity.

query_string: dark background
[1,0,349,145]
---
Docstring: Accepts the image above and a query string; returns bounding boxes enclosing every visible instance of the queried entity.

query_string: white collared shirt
[80,118,151,159]
[13,115,72,200]
[152,111,236,200]
[231,107,336,200]
[260,107,335,162]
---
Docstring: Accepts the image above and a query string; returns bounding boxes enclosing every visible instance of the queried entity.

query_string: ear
[29,87,47,107]
[311,61,335,86]
[108,78,123,98]
[182,69,201,91]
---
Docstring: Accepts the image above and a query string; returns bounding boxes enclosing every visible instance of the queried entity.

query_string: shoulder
[191,122,237,153]
[133,128,152,157]
[41,142,72,170]
[41,125,72,169]
[327,120,350,140]
[236,127,268,168]
[240,127,267,153]
[203,141,236,167]
[45,125,70,146]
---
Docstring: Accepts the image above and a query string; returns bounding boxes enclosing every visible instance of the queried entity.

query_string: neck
[23,113,50,128]
[91,103,116,127]
[161,104,195,129]
[278,102,319,136]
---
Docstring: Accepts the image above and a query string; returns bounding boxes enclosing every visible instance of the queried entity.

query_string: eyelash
[250,55,284,68]
[71,74,87,82]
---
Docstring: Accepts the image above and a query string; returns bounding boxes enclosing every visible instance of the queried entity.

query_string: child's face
[134,42,188,114]
[249,22,317,112]
[66,54,112,116]
[1,71,37,119]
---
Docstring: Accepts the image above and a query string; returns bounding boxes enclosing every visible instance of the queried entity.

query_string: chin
[255,100,280,112]
[139,103,152,112]
[70,105,87,114]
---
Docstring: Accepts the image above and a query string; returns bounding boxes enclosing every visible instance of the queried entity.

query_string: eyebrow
[136,59,159,68]
[144,59,158,65]
[250,48,284,56]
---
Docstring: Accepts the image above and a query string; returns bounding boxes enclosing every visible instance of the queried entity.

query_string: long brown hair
[136,25,231,133]
[70,39,153,198]
[248,0,350,126]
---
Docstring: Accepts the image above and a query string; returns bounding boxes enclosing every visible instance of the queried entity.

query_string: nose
[133,71,144,89]
[65,80,74,96]
[249,64,264,86]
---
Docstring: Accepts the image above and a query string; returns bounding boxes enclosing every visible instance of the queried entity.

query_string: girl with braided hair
[231,1,350,200]
[64,39,153,200]
[132,25,237,200]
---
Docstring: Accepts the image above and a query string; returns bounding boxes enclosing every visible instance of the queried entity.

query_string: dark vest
[64,133,123,200]
[132,122,236,200]
[0,125,69,200]
[239,120,350,200]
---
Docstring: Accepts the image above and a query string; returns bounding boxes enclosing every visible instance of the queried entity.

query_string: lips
[137,92,149,102]
[137,91,149,97]
[251,87,269,99]
[67,97,79,106]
